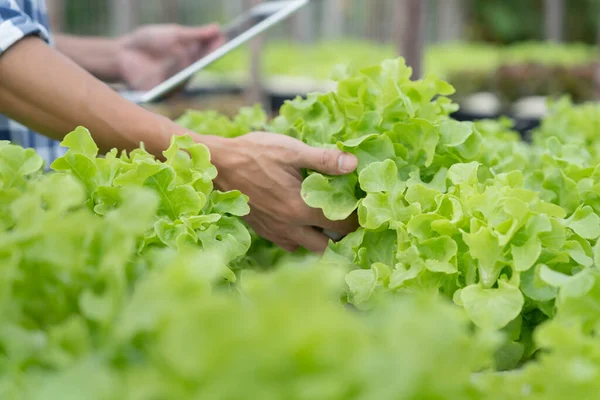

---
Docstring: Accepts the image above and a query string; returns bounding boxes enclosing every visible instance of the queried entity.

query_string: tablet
[120,0,309,104]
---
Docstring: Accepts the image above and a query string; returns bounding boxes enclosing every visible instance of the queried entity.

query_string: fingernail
[338,153,358,173]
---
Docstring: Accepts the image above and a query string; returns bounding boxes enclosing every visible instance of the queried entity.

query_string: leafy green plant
[175,105,316,270]
[51,127,251,270]
[2,257,498,400]
[0,141,499,398]
[265,59,599,368]
[4,55,600,399]
[0,139,159,380]
[176,104,267,139]
[183,57,600,370]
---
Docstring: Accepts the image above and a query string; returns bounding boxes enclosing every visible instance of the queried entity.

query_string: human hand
[209,132,359,253]
[117,24,225,91]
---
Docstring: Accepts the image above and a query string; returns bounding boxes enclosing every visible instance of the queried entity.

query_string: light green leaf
[338,134,395,172]
[389,261,424,289]
[439,120,474,147]
[407,214,444,241]
[196,216,251,263]
[356,229,397,269]
[389,119,439,167]
[206,190,250,217]
[113,161,163,186]
[461,280,524,330]
[358,159,399,193]
[564,240,594,267]
[40,174,86,213]
[155,219,192,249]
[345,264,391,305]
[405,182,440,212]
[144,168,205,219]
[561,271,596,299]
[594,238,600,267]
[539,218,567,249]
[322,228,365,267]
[435,195,463,224]
[301,173,359,220]
[164,137,218,184]
[348,111,383,135]
[539,264,573,287]
[511,236,542,272]
[93,186,121,215]
[540,265,596,298]
[462,225,504,288]
[79,289,117,324]
[537,201,567,219]
[181,214,222,230]
[358,193,394,230]
[520,266,557,302]
[51,153,98,194]
[418,236,458,274]
[0,145,43,189]
[565,206,600,240]
[59,126,99,158]
[447,162,480,186]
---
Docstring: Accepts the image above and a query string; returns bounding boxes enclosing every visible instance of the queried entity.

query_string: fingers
[258,204,356,252]
[186,38,224,62]
[172,44,194,71]
[227,133,357,254]
[186,41,203,60]
[247,212,333,254]
[207,36,227,53]
[294,143,358,176]
[289,226,331,253]
[280,242,300,253]
[178,24,222,41]
[262,233,299,253]
[307,207,359,234]
[178,25,226,65]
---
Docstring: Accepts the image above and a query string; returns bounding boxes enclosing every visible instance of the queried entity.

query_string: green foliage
[176,104,267,139]
[476,267,600,400]
[0,141,497,398]
[175,104,314,270]
[264,59,600,370]
[52,127,251,269]
[0,140,157,380]
[5,55,600,398]
[182,58,600,373]
[5,265,498,400]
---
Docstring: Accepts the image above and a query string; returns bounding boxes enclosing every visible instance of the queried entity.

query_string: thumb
[297,144,358,176]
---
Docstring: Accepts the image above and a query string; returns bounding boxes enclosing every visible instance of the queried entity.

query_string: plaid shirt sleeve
[0,0,51,56]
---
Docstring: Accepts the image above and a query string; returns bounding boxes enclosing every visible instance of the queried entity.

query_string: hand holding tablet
[120,0,309,105]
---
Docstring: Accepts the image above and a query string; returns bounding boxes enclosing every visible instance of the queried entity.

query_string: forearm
[54,34,123,83]
[0,37,223,157]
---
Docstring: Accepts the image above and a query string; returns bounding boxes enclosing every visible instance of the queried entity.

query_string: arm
[0,37,358,252]
[0,36,194,155]
[54,34,123,83]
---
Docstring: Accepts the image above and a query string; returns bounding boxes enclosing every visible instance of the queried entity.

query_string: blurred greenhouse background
[47,0,599,43]
[45,0,600,132]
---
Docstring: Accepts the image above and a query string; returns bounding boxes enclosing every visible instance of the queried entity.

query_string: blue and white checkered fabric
[0,0,65,164]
